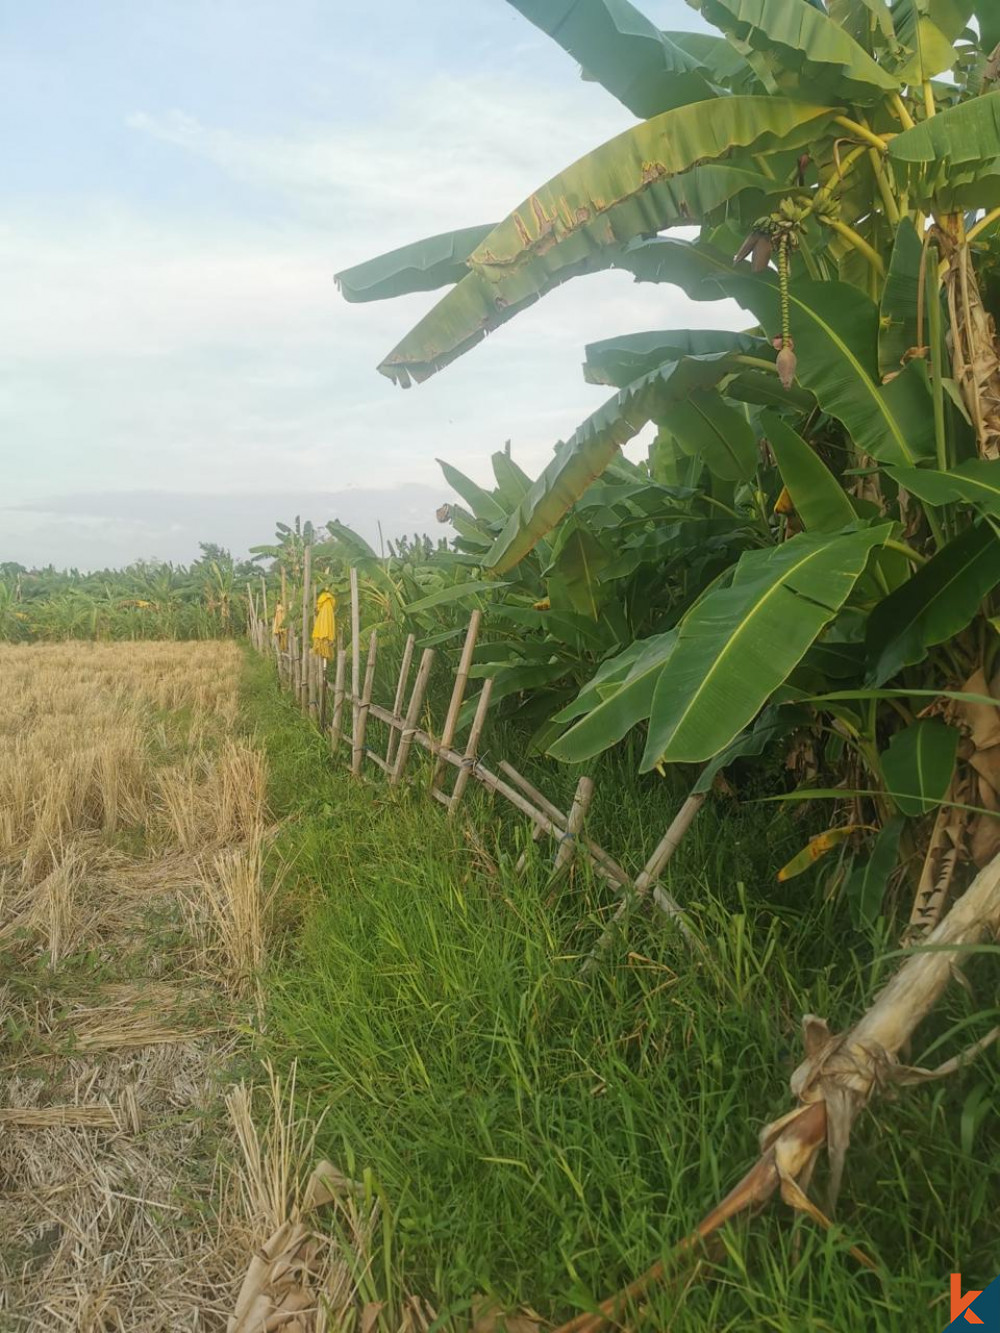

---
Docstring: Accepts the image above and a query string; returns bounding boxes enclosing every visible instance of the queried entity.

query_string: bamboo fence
[245,574,692,952]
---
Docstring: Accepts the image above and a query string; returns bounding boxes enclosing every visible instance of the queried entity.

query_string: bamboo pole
[582,793,703,973]
[448,680,494,815]
[319,653,328,730]
[407,729,560,832]
[550,776,594,878]
[300,543,312,710]
[385,633,415,769]
[349,566,361,746]
[260,575,269,628]
[431,611,481,790]
[352,690,629,904]
[289,629,300,699]
[500,761,631,889]
[330,640,347,755]
[308,650,320,721]
[352,631,378,776]
[277,565,288,668]
[368,702,402,727]
[390,648,435,786]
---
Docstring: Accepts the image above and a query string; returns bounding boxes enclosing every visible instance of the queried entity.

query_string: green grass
[241,650,1000,1331]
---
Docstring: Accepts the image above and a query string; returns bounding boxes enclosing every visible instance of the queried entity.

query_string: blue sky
[2,0,735,568]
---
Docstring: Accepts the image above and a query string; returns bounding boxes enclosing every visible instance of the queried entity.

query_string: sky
[2,0,739,569]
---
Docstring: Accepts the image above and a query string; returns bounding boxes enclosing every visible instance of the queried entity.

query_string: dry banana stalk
[554,847,1000,1333]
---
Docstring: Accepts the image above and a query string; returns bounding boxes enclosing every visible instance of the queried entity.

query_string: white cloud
[7,59,744,565]
[124,70,637,243]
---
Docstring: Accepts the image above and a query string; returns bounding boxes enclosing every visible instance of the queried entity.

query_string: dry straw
[0,640,274,1330]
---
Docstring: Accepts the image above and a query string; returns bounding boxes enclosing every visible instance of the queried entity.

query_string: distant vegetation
[0,545,257,642]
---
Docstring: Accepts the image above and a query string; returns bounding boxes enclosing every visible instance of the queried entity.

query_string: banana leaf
[721,273,937,466]
[827,0,897,51]
[889,0,973,82]
[491,451,532,507]
[583,328,763,386]
[668,388,759,482]
[483,353,742,574]
[544,522,611,618]
[619,235,739,296]
[549,630,678,761]
[378,166,772,385]
[335,224,494,302]
[865,521,1000,682]
[377,97,834,384]
[506,0,716,117]
[878,217,923,381]
[663,30,761,90]
[726,369,816,411]
[692,0,900,102]
[761,410,857,531]
[888,90,1000,206]
[325,520,378,560]
[691,703,804,791]
[641,525,891,767]
[404,579,505,614]
[438,460,508,523]
[880,718,960,815]
[976,2,1000,51]
[888,460,1000,515]
[551,636,649,723]
[468,98,828,283]
[844,815,904,930]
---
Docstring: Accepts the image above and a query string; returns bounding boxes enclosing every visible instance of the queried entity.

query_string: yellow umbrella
[311,590,337,660]
[272,601,288,650]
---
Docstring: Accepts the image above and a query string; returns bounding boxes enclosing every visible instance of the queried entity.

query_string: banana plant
[338,0,1000,928]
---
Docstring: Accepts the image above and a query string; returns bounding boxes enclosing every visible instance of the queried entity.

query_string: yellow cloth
[272,601,288,651]
[311,591,337,660]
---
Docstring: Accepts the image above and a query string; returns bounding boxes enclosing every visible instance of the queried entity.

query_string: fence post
[308,650,320,721]
[550,776,594,878]
[431,611,481,791]
[390,648,435,786]
[352,631,378,776]
[330,637,347,755]
[349,566,361,748]
[447,679,493,816]
[385,633,415,769]
[581,792,703,974]
[289,628,300,699]
[300,543,312,710]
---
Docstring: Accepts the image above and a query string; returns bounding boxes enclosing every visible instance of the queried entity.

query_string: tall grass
[243,652,1000,1331]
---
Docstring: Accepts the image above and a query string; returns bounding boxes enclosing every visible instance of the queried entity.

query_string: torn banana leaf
[505,0,716,117]
[335,224,495,302]
[379,96,834,384]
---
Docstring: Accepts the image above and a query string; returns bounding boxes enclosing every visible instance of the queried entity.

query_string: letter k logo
[952,1274,985,1325]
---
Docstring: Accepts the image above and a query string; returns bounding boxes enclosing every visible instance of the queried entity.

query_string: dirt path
[0,642,264,1331]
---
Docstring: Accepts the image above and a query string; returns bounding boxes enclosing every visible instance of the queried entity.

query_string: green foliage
[641,527,890,767]
[880,717,960,814]
[246,657,1000,1327]
[0,545,256,643]
[332,0,1000,936]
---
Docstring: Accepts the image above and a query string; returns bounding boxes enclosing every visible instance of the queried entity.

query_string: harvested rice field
[0,642,273,1330]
